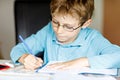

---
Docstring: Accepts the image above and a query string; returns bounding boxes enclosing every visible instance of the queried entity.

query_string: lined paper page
[37,61,118,76]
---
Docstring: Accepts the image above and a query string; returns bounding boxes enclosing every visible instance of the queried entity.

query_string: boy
[10,0,120,70]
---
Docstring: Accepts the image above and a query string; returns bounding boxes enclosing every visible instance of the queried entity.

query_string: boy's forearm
[77,57,89,67]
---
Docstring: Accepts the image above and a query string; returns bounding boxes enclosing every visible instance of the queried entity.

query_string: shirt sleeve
[88,31,120,68]
[10,22,51,64]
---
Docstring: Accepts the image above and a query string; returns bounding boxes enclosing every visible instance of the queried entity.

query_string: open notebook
[36,61,118,76]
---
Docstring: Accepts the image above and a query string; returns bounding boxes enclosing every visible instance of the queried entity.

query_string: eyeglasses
[52,20,81,32]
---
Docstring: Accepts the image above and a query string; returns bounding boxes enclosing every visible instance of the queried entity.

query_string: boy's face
[52,14,81,44]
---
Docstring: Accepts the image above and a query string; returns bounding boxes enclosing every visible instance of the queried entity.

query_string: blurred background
[0,0,120,59]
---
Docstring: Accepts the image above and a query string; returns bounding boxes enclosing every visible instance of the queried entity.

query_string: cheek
[70,30,80,38]
[65,31,79,40]
[69,32,78,38]
[52,27,58,34]
[52,25,56,31]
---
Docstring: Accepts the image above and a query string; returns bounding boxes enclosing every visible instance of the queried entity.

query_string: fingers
[23,54,43,70]
[35,57,43,65]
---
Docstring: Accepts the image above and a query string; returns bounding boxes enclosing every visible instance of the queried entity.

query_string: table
[0,60,119,80]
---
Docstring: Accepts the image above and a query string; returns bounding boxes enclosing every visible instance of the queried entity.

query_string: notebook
[37,61,118,76]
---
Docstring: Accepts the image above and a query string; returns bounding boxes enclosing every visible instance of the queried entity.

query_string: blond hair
[50,0,94,25]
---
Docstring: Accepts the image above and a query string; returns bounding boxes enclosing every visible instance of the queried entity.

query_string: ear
[82,19,92,29]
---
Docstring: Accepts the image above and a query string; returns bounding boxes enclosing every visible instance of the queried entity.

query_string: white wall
[90,0,104,33]
[0,0,103,59]
[0,0,15,59]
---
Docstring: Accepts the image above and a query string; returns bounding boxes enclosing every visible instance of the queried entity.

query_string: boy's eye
[64,25,73,29]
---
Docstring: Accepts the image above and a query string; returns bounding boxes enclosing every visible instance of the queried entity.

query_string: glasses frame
[51,19,81,32]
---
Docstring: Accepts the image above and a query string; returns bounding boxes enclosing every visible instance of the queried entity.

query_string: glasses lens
[63,26,73,32]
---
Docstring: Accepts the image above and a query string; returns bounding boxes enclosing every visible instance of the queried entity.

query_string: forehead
[52,14,79,25]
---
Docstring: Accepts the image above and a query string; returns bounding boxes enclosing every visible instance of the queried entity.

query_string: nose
[56,25,64,33]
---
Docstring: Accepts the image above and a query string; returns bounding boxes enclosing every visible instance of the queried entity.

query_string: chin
[57,39,66,43]
[57,37,70,43]
[58,39,71,44]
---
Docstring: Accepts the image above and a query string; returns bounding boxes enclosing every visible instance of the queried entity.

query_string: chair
[14,0,51,58]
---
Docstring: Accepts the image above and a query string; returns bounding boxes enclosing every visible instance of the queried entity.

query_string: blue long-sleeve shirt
[10,22,120,68]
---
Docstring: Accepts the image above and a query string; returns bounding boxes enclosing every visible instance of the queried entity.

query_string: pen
[19,35,44,72]
[36,63,47,72]
[19,35,33,54]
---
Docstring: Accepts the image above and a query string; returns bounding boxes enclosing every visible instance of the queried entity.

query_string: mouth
[56,33,64,37]
[56,35,65,39]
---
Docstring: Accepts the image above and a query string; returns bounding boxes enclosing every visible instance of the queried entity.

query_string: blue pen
[36,63,47,72]
[19,35,45,72]
[19,35,33,54]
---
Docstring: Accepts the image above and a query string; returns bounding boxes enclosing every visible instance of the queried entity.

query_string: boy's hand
[46,57,89,70]
[18,54,43,70]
